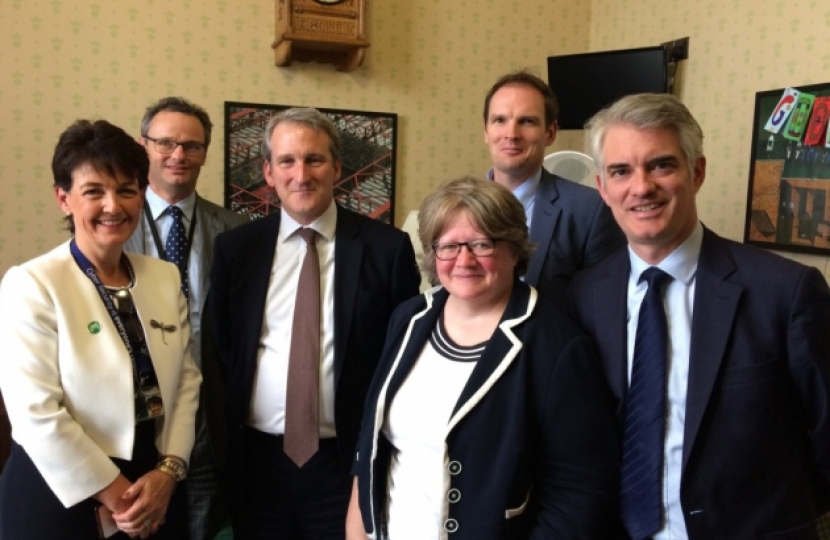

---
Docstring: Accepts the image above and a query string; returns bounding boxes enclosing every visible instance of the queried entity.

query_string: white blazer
[0,241,201,507]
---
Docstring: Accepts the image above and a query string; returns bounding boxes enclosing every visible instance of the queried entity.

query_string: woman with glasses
[347,177,620,539]
[0,120,200,539]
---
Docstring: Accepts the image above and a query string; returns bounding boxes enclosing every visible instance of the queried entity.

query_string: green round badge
[88,321,101,334]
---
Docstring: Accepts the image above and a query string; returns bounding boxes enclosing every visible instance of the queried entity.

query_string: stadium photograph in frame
[224,102,398,224]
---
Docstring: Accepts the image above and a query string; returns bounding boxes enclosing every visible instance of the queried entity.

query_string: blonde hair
[418,176,533,285]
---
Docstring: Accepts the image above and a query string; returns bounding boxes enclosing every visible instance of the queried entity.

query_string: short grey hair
[260,107,341,164]
[585,93,703,181]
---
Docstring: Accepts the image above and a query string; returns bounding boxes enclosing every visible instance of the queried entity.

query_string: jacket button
[448,461,462,475]
[447,488,461,503]
[444,518,459,533]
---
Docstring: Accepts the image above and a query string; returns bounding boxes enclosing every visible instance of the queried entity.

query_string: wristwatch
[156,458,187,482]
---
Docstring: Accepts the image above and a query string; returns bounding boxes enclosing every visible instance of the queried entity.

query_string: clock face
[314,0,345,4]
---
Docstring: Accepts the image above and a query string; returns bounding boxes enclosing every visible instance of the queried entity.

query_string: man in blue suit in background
[569,93,830,539]
[483,70,624,299]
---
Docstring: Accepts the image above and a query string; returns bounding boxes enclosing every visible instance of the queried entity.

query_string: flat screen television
[547,46,668,130]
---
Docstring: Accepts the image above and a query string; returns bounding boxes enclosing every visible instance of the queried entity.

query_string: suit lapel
[525,171,562,286]
[124,210,147,254]
[195,196,218,309]
[592,250,630,405]
[682,230,742,468]
[333,208,363,387]
[242,214,281,360]
[448,284,536,432]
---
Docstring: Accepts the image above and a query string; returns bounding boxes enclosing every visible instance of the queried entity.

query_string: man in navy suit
[569,93,830,539]
[209,108,420,539]
[483,70,624,299]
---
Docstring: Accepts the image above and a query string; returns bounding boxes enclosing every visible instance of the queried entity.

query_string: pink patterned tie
[284,228,321,467]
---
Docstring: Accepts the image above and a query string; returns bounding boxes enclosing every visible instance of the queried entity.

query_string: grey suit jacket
[124,193,248,473]
[525,169,625,301]
[125,194,248,359]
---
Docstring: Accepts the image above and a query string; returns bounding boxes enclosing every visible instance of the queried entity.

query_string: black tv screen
[547,46,668,130]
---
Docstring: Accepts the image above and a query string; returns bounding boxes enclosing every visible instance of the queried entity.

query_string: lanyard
[69,239,148,386]
[144,198,198,269]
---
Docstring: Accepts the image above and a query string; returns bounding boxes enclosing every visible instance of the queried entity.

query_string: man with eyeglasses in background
[126,96,248,540]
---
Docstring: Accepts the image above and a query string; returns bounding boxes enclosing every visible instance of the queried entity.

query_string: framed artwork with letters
[743,82,830,255]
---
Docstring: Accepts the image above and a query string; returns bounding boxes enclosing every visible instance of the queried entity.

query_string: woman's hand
[346,477,370,540]
[111,470,175,538]
[94,474,133,515]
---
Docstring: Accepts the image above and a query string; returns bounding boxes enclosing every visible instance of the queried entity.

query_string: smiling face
[484,84,556,189]
[142,111,207,203]
[597,124,705,264]
[263,121,340,225]
[435,210,518,308]
[56,164,144,263]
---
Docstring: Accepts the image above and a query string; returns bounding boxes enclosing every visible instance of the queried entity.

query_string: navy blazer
[354,282,619,540]
[525,169,625,301]
[209,206,420,473]
[569,228,830,539]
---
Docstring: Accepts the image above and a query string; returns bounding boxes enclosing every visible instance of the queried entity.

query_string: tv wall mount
[661,37,690,94]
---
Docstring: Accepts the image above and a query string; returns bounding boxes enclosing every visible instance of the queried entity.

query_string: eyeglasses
[433,239,498,260]
[143,136,206,157]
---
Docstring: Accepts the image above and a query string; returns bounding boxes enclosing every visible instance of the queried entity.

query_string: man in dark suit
[483,70,624,299]
[209,107,420,539]
[569,93,830,539]
[125,96,248,540]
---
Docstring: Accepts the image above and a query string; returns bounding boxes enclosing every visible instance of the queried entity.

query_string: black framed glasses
[143,136,206,157]
[433,239,498,260]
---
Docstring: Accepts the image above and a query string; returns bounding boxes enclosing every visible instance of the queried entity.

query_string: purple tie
[284,228,321,467]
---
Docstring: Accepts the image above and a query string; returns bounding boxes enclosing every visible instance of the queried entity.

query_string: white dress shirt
[248,203,337,438]
[626,221,703,540]
[143,188,202,338]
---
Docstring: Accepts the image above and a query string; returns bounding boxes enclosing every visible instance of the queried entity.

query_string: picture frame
[743,82,830,255]
[224,101,398,224]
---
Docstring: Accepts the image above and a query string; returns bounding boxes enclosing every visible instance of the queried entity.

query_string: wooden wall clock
[273,0,369,72]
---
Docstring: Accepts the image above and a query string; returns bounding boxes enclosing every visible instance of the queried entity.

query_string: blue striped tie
[620,266,671,540]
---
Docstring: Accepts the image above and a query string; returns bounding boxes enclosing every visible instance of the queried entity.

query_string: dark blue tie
[165,206,189,299]
[620,266,671,540]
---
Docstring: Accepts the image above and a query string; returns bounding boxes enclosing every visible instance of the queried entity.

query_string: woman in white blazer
[0,120,201,539]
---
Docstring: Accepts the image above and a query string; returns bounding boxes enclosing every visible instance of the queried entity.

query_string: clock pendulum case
[273,0,369,72]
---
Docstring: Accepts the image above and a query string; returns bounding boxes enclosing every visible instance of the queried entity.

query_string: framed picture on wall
[744,82,830,255]
[224,102,398,224]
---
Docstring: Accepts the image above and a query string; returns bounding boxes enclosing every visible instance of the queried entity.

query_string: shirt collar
[279,200,338,243]
[145,187,197,222]
[486,166,543,204]
[510,168,543,210]
[628,221,703,286]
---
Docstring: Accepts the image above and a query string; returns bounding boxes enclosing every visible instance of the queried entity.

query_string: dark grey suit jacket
[124,193,248,472]
[525,169,625,300]
[569,228,830,539]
